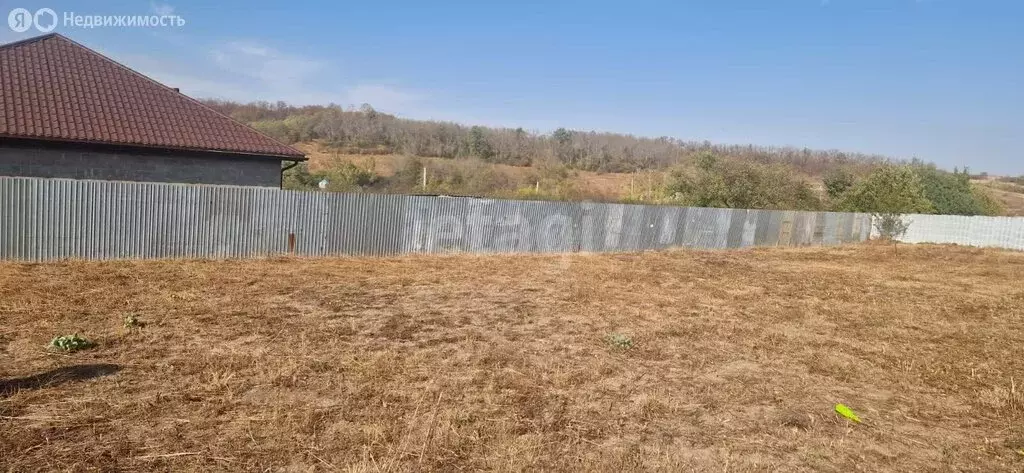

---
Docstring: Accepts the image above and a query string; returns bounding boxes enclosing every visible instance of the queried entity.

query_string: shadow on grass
[0,364,121,398]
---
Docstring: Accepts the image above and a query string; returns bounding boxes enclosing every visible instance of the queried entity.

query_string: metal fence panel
[740,210,760,248]
[822,212,840,246]
[5,176,1022,261]
[896,213,1024,251]
[578,202,608,252]
[725,209,746,249]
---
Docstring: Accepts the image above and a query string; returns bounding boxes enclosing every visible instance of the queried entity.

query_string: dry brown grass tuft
[2,244,1023,471]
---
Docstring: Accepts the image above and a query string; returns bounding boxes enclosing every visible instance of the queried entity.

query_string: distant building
[0,33,305,187]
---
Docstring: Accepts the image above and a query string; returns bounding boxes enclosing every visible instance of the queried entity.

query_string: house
[0,33,305,187]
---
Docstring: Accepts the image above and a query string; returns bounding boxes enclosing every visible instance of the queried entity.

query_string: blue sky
[2,0,1022,174]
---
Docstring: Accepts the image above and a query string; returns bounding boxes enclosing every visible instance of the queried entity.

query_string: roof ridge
[0,32,61,51]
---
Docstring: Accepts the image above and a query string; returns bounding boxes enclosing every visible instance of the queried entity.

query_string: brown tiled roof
[0,34,305,159]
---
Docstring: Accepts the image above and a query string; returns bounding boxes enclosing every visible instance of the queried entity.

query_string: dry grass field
[2,244,1024,471]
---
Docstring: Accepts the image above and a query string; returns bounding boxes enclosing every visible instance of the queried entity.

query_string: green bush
[663,153,821,210]
[838,165,933,214]
[970,186,1004,216]
[329,162,379,191]
[912,165,998,215]
[282,162,380,192]
[823,168,856,200]
[282,162,321,190]
[873,213,912,240]
[835,164,1004,216]
[50,334,95,352]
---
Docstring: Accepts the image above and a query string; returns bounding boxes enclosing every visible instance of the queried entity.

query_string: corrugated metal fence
[0,175,964,262]
[885,213,1024,251]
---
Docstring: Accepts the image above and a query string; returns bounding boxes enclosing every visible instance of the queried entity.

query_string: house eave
[0,135,307,161]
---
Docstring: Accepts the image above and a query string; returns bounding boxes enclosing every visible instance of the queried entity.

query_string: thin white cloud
[224,42,271,57]
[210,41,326,90]
[150,2,175,16]
[346,84,424,110]
[105,41,427,111]
[107,51,243,96]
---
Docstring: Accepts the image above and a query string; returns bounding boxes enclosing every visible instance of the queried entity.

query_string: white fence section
[893,214,1024,251]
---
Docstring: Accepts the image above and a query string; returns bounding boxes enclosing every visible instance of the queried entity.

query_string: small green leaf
[834,403,861,423]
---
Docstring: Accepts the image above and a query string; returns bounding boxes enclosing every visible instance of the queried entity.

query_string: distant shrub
[663,153,822,211]
[838,165,933,214]
[50,334,95,352]
[282,162,321,190]
[390,155,427,190]
[823,168,856,200]
[511,186,559,201]
[250,119,294,143]
[511,178,588,202]
[912,165,999,216]
[282,161,380,192]
[971,186,1005,216]
[330,162,380,191]
[873,213,911,241]
[836,164,1005,216]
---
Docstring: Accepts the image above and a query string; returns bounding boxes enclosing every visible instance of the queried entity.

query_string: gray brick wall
[0,145,282,187]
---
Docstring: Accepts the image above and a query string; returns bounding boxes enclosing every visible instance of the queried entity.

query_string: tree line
[203,100,894,175]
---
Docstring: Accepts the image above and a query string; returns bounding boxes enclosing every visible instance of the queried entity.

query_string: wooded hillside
[203,100,1015,216]
[202,100,894,175]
